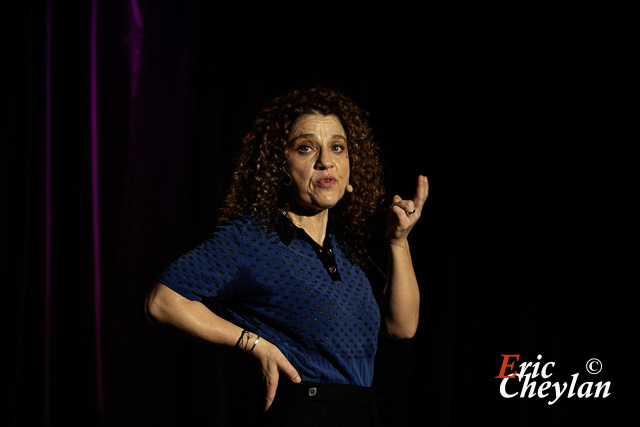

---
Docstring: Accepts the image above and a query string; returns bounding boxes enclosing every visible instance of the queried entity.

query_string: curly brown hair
[219,86,386,265]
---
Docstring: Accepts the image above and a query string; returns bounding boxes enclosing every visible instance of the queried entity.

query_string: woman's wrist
[235,329,261,363]
[387,237,410,250]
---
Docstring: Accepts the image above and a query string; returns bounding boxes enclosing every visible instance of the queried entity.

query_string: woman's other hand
[251,339,301,411]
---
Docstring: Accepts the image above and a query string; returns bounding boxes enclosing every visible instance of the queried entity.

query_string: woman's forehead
[289,114,345,139]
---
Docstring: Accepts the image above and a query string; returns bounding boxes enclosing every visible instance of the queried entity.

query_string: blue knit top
[158,215,383,386]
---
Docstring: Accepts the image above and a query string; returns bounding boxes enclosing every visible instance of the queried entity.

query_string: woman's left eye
[332,145,345,153]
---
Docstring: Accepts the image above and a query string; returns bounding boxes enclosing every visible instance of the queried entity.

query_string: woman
[145,86,428,426]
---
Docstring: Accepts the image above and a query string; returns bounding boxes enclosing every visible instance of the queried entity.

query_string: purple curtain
[4,1,627,425]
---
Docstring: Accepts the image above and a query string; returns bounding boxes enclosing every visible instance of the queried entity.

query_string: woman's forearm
[381,241,420,339]
[146,282,243,347]
[146,282,302,410]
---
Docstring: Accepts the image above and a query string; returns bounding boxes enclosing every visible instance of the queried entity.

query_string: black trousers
[255,381,384,427]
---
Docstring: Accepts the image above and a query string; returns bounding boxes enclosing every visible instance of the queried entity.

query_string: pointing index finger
[412,175,429,210]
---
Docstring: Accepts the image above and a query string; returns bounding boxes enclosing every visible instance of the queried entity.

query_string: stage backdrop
[3,1,628,426]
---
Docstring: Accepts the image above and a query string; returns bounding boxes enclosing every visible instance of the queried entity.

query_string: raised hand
[386,175,429,246]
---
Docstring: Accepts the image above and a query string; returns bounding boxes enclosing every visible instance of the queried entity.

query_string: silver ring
[407,209,416,215]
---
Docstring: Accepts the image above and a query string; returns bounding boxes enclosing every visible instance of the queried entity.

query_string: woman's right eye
[297,145,312,153]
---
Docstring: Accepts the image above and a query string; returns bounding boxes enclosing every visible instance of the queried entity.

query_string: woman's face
[285,113,350,213]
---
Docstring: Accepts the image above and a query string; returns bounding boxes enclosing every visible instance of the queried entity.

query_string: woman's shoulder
[215,215,272,239]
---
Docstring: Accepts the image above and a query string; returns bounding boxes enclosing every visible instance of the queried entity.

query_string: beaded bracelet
[235,329,260,363]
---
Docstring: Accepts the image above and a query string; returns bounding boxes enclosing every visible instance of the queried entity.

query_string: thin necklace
[280,209,301,228]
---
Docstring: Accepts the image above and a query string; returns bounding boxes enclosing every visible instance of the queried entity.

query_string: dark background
[3,1,630,426]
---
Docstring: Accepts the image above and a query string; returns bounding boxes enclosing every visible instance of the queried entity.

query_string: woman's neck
[285,209,328,246]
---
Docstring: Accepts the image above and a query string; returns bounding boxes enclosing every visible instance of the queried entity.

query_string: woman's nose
[315,150,335,169]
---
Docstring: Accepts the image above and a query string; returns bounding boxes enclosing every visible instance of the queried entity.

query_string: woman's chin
[291,199,341,216]
[285,191,342,213]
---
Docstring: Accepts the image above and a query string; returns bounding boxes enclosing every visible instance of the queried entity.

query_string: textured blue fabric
[158,215,382,386]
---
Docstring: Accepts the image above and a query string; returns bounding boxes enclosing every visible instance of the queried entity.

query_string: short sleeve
[157,222,245,301]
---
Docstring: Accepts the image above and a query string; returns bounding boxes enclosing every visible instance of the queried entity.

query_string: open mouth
[316,177,337,187]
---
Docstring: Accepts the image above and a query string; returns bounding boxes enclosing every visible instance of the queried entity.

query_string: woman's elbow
[382,320,419,340]
[394,326,418,340]
[145,283,171,324]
